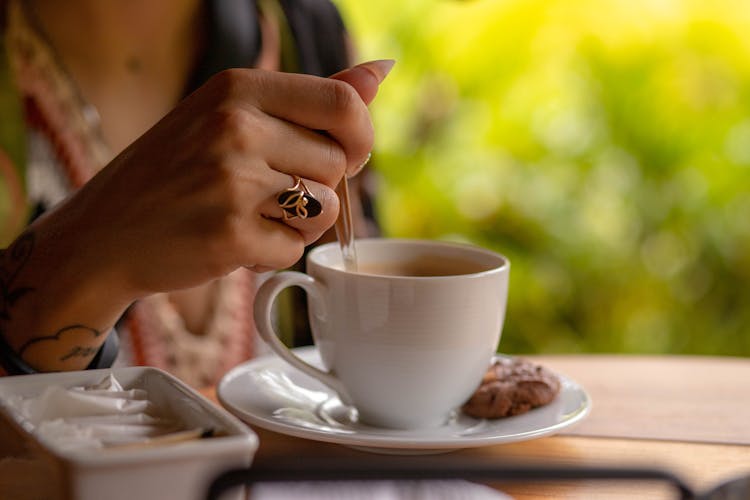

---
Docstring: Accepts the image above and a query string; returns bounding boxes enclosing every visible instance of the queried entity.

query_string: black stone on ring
[277,175,322,220]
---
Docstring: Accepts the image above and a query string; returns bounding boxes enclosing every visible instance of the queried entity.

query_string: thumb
[329,59,395,105]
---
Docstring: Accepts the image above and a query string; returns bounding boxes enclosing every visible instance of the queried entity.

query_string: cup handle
[253,271,354,406]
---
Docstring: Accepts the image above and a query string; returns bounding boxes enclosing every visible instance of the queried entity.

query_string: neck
[27,0,204,78]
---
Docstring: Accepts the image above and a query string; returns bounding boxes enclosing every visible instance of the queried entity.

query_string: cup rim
[306,238,509,279]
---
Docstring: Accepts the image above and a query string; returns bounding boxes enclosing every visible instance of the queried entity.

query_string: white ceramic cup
[254,238,510,429]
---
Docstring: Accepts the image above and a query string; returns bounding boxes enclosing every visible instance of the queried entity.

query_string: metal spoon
[334,177,357,272]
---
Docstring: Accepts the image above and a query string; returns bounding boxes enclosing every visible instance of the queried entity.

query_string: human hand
[64,59,394,298]
[0,60,394,371]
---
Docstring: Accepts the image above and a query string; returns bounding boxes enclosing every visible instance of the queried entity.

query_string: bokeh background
[335,0,750,356]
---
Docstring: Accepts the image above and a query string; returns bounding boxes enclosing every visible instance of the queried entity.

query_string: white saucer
[218,346,591,454]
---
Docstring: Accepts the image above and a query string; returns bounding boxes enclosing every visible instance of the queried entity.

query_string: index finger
[232,61,392,170]
[229,70,370,171]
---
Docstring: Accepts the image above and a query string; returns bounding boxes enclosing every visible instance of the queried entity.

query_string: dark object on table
[206,456,750,500]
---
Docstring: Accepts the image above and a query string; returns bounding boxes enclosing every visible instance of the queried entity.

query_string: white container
[0,366,258,500]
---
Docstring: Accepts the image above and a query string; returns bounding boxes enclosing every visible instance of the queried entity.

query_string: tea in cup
[254,238,509,429]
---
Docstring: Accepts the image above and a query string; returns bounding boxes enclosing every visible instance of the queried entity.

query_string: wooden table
[205,355,750,499]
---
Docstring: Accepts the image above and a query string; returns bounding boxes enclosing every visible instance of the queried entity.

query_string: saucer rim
[217,346,591,451]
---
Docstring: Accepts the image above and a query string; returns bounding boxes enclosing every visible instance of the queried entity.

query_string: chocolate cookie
[461,357,561,419]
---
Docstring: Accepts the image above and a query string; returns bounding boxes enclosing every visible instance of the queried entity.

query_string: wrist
[0,326,119,375]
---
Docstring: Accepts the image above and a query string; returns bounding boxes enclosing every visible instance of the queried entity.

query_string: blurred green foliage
[335,0,750,356]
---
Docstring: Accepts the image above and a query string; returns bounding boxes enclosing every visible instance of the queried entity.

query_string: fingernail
[357,59,396,83]
[347,152,372,178]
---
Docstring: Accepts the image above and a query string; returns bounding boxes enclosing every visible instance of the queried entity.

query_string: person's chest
[84,78,187,156]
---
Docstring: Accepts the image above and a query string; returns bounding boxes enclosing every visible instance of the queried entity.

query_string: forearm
[0,207,134,372]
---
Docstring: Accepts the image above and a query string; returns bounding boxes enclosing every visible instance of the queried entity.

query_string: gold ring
[276,175,322,220]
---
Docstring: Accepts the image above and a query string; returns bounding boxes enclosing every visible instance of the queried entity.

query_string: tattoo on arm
[60,345,101,362]
[19,325,103,364]
[1,232,103,368]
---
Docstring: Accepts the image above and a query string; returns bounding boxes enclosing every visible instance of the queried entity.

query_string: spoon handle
[334,177,357,271]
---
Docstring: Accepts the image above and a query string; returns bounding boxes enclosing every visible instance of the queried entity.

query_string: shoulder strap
[186,0,350,93]
[185,0,261,92]
[278,0,351,76]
